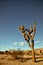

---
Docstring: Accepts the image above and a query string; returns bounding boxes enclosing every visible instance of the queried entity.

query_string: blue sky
[0,0,43,51]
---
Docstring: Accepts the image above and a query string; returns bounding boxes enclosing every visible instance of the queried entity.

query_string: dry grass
[0,48,43,65]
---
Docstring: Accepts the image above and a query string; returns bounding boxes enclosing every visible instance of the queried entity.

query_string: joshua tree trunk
[32,40,35,62]
[28,40,35,62]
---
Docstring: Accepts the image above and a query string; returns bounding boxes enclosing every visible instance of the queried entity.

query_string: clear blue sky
[0,0,43,51]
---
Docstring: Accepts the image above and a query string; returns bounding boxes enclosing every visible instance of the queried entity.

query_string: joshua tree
[18,22,37,62]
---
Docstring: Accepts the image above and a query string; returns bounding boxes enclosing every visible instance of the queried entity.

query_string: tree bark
[32,40,35,62]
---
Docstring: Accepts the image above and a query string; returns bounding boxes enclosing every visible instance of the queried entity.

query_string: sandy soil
[0,54,43,65]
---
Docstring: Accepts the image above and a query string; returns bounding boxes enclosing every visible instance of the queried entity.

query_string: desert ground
[0,48,43,65]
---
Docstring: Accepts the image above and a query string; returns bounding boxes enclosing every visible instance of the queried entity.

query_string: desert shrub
[0,51,4,54]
